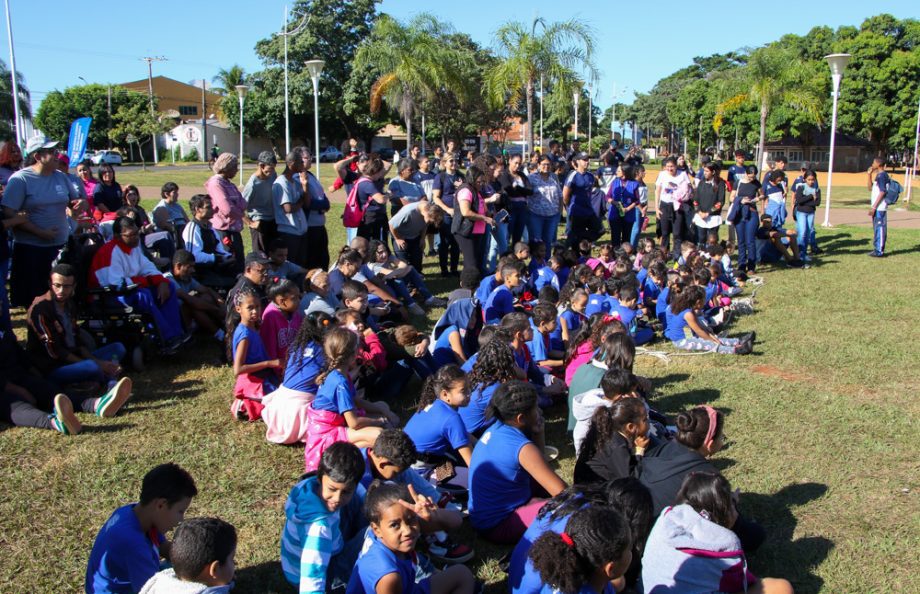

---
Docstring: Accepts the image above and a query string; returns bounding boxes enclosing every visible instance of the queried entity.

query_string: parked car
[90,150,123,166]
[318,146,344,162]
[376,148,398,161]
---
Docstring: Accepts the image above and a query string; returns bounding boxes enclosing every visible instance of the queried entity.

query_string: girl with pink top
[565,314,627,386]
[205,153,247,271]
[260,278,303,365]
[452,165,496,275]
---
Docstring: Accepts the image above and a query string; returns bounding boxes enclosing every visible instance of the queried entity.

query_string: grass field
[0,201,918,593]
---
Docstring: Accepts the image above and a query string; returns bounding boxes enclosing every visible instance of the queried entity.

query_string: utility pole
[107,85,112,149]
[200,79,208,160]
[4,0,22,145]
[141,56,167,164]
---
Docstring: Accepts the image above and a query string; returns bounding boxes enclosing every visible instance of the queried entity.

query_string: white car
[318,146,344,162]
[91,150,123,166]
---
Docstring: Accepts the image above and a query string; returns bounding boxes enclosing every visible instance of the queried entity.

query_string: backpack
[883,179,902,205]
[343,177,373,228]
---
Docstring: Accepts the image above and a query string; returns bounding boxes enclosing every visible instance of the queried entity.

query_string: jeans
[117,285,183,343]
[509,201,529,245]
[527,212,560,247]
[673,203,694,255]
[696,224,719,247]
[394,235,424,273]
[795,211,815,256]
[735,216,759,272]
[873,210,887,254]
[630,216,643,247]
[609,217,626,246]
[386,267,433,303]
[48,342,126,386]
[0,257,10,332]
[346,226,358,245]
[438,217,460,274]
[10,243,62,308]
[485,221,509,274]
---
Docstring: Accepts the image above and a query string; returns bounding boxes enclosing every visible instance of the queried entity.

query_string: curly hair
[529,506,632,594]
[468,335,517,391]
[566,313,625,363]
[485,380,537,424]
[416,364,467,412]
[286,311,335,368]
[370,429,418,470]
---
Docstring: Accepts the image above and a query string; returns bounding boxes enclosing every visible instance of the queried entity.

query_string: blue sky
[3,0,917,114]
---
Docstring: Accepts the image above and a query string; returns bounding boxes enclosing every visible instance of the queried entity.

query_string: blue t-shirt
[233,324,269,365]
[312,369,356,414]
[664,306,693,342]
[615,303,638,336]
[727,164,746,188]
[459,382,499,435]
[636,267,649,286]
[585,293,610,317]
[656,287,671,325]
[483,285,514,325]
[531,265,559,293]
[608,179,640,222]
[560,309,586,335]
[564,170,597,218]
[346,535,429,594]
[705,282,718,305]
[469,422,533,531]
[283,340,325,393]
[475,275,500,304]
[643,277,662,307]
[432,171,463,209]
[432,325,461,368]
[405,398,470,456]
[527,331,551,363]
[509,510,575,594]
[86,504,164,594]
[461,352,478,373]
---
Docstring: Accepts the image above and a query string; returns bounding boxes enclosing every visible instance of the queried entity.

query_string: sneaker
[428,538,474,564]
[868,251,884,257]
[95,377,132,418]
[408,303,426,316]
[812,247,823,255]
[735,339,753,355]
[51,394,82,435]
[424,296,447,308]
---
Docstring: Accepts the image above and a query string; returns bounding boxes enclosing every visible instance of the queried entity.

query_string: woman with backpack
[452,165,495,275]
[343,153,389,245]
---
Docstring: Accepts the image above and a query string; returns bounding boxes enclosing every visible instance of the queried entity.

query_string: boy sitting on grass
[281,442,369,594]
[86,463,198,594]
[139,517,236,594]
[165,250,226,343]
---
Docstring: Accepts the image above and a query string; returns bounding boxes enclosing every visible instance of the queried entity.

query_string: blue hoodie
[281,476,365,594]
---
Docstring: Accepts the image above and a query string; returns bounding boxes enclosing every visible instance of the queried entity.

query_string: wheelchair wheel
[131,345,145,372]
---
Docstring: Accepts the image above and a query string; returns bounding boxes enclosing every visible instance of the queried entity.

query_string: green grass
[115,163,336,193]
[1,207,918,593]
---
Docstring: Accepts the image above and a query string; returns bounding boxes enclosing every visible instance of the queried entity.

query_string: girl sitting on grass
[458,334,519,437]
[348,481,475,594]
[665,285,753,354]
[230,288,281,421]
[404,365,473,468]
[304,326,397,472]
[260,278,303,364]
[468,381,567,544]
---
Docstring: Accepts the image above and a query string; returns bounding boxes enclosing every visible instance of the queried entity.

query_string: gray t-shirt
[272,175,308,235]
[389,202,426,240]
[243,172,277,221]
[1,168,78,246]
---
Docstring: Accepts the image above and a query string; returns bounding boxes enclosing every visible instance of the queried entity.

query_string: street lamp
[281,5,309,155]
[539,74,544,152]
[573,90,580,143]
[822,53,851,227]
[588,82,593,156]
[305,59,325,183]
[235,85,248,186]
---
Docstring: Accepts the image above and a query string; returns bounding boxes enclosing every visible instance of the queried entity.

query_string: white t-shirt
[655,171,691,205]
[872,172,890,212]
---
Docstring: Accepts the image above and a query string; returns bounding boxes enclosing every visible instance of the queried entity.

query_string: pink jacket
[205,174,246,232]
[565,340,597,386]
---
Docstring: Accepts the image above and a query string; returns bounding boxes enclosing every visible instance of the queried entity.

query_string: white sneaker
[408,303,426,316]
[95,377,132,418]
[51,394,82,435]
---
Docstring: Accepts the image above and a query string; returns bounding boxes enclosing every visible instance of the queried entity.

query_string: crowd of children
[79,207,810,594]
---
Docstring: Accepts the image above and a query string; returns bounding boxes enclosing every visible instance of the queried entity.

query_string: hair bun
[675,411,696,432]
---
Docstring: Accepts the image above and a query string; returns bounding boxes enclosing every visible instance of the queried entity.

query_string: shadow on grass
[744,482,833,594]
[654,387,724,413]
[80,422,136,433]
[233,560,290,593]
[124,379,206,408]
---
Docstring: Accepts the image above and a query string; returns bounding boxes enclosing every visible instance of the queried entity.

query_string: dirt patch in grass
[750,364,814,383]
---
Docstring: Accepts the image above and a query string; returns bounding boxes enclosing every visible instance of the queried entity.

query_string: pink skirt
[303,406,348,472]
[261,386,314,445]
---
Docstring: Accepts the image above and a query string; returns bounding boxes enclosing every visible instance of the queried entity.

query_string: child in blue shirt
[86,463,198,594]
[483,262,521,325]
[584,277,609,317]
[282,443,369,594]
[665,286,751,355]
[614,286,653,345]
[559,288,588,346]
[231,288,282,421]
[458,337,518,437]
[641,262,667,315]
[347,482,475,594]
[527,304,565,373]
[431,324,465,368]
[404,366,473,467]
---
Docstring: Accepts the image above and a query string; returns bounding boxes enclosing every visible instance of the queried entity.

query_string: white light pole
[235,85,248,186]
[3,0,22,145]
[305,59,325,183]
[907,92,920,205]
[573,90,580,143]
[822,53,851,227]
[281,6,309,155]
[588,82,593,156]
[539,74,544,151]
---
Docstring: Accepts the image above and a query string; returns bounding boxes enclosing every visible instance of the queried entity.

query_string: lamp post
[539,74,544,152]
[588,82,593,157]
[235,85,248,186]
[573,90,580,143]
[281,6,309,155]
[305,59,325,183]
[822,53,851,227]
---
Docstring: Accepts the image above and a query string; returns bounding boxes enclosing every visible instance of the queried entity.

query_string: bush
[182,147,200,162]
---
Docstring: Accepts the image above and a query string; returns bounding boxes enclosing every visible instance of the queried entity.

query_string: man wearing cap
[562,152,602,247]
[2,136,81,308]
[226,251,270,314]
[242,151,278,253]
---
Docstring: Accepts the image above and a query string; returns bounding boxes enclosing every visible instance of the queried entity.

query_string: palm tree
[211,65,246,96]
[484,18,596,153]
[0,58,31,140]
[716,45,823,166]
[354,14,472,148]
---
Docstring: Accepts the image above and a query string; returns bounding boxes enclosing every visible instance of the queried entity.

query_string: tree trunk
[526,78,534,155]
[757,100,767,169]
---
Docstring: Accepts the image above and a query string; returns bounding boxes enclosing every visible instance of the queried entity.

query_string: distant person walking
[867,157,890,257]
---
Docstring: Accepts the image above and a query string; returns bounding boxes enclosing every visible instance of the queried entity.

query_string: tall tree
[211,65,246,96]
[0,59,31,140]
[108,101,172,170]
[353,13,473,147]
[717,45,823,166]
[34,85,148,149]
[484,17,596,152]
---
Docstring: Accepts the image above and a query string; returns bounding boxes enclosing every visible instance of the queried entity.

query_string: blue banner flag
[67,117,92,165]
